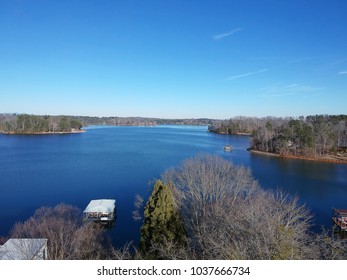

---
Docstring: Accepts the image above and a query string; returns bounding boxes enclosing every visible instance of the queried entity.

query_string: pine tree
[140,180,185,258]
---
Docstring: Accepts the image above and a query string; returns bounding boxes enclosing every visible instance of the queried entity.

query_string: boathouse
[83,199,116,224]
[332,208,347,238]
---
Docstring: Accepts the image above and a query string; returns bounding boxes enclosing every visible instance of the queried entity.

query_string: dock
[332,208,347,238]
[83,199,116,225]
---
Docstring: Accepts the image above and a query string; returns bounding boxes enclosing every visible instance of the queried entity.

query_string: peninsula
[0,114,84,135]
[208,115,347,164]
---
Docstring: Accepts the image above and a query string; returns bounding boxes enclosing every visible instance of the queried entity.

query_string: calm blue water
[0,125,346,247]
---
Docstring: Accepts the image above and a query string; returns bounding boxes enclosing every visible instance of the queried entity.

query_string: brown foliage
[161,154,316,259]
[10,203,109,260]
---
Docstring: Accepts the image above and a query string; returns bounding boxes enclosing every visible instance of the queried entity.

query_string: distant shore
[210,131,252,136]
[0,129,86,135]
[249,149,347,164]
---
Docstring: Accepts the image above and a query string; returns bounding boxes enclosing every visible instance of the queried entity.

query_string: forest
[0,113,213,133]
[0,114,83,134]
[209,115,347,160]
[62,115,212,127]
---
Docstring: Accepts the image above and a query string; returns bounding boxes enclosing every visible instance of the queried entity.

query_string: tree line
[0,113,214,133]
[208,116,282,135]
[1,154,346,259]
[209,115,347,158]
[64,116,213,127]
[0,114,83,134]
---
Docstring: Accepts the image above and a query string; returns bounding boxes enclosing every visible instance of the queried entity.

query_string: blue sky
[0,0,346,119]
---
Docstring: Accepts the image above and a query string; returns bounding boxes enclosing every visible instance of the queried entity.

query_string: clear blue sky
[1,0,346,119]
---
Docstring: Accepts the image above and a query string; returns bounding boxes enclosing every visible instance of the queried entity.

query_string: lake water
[0,125,346,247]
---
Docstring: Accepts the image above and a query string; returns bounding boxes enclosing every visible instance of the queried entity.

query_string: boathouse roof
[0,238,48,260]
[83,199,116,214]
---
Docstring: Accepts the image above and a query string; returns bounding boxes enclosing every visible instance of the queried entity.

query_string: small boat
[224,145,232,152]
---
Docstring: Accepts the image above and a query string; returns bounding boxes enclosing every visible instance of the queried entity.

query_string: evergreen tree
[140,180,186,258]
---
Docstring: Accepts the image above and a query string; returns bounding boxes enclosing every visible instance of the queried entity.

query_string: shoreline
[249,149,347,164]
[209,131,252,136]
[0,129,86,135]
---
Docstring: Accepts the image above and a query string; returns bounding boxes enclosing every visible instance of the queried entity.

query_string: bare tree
[132,194,144,221]
[145,236,193,260]
[72,222,109,260]
[111,242,138,260]
[10,203,108,260]
[234,189,314,259]
[161,154,314,259]
[311,229,347,260]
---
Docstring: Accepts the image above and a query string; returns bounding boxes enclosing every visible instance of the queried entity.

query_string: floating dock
[332,208,347,238]
[83,199,116,225]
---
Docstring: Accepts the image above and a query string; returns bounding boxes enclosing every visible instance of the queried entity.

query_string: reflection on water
[250,153,347,230]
